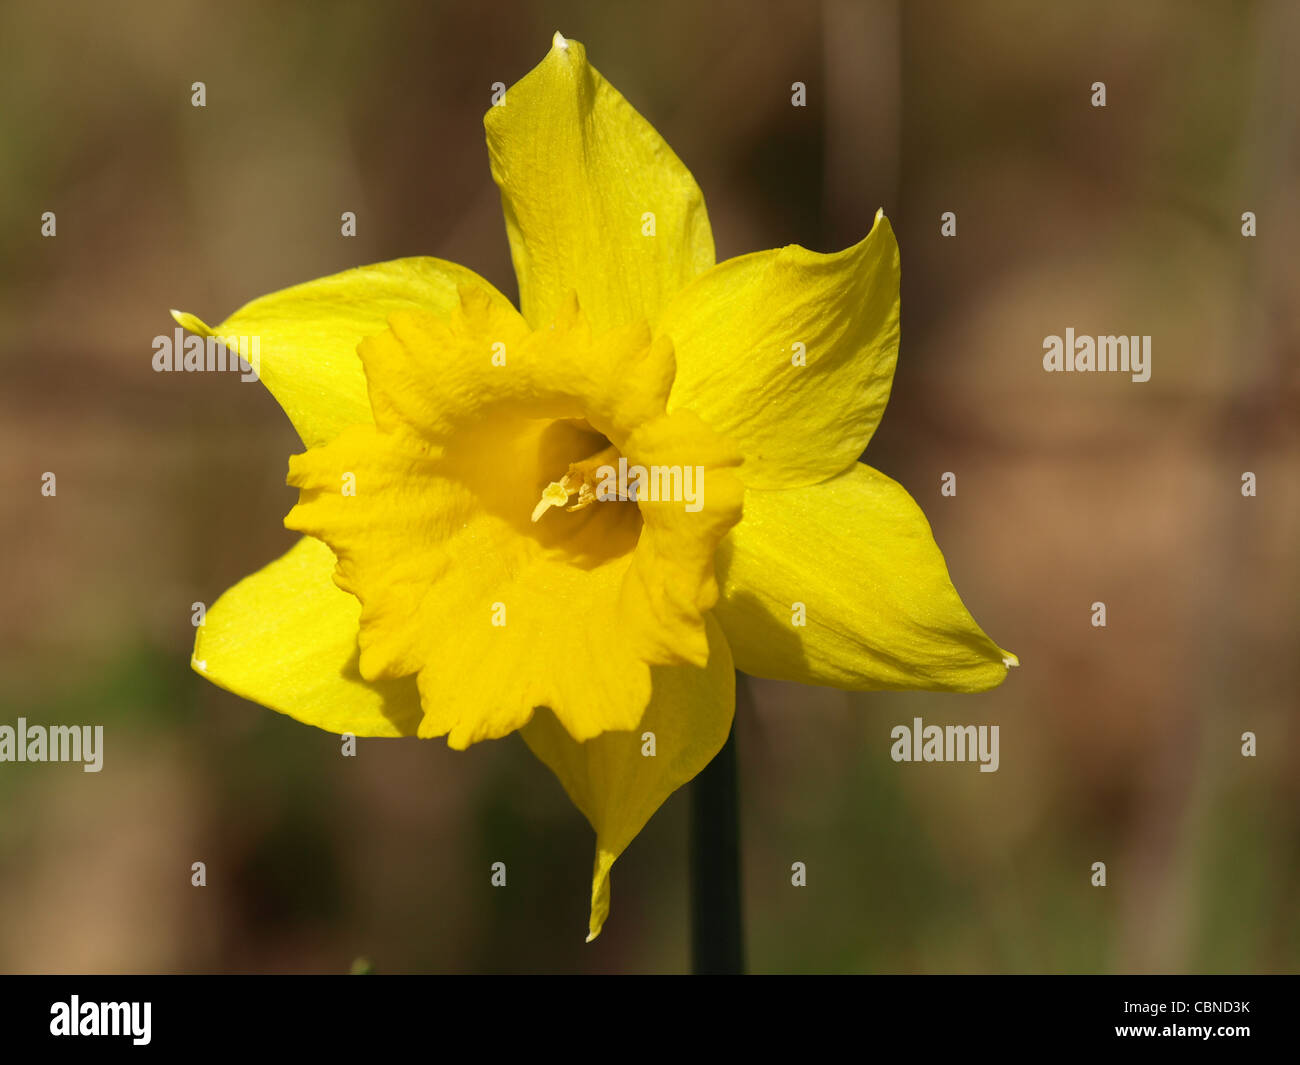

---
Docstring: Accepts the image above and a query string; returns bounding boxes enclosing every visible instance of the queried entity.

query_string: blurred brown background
[0,0,1296,973]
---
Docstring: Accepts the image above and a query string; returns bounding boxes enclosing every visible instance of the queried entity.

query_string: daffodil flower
[178,33,1016,943]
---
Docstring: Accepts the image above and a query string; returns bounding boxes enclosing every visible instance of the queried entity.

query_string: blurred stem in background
[690,674,748,974]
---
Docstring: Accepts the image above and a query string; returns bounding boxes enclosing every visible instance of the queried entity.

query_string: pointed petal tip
[170,308,213,335]
[585,907,607,943]
[552,30,569,51]
[583,851,614,943]
[1002,651,1020,669]
[585,901,606,943]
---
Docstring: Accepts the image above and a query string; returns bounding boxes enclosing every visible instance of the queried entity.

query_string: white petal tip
[552,31,569,52]
[192,657,208,674]
[585,931,597,943]
[1002,654,1019,669]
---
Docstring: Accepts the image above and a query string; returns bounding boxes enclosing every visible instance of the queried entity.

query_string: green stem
[690,673,747,974]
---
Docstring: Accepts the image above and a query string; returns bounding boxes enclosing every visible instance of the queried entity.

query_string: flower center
[531,438,621,522]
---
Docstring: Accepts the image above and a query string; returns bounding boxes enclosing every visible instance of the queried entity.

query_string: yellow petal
[193,536,422,736]
[172,258,514,449]
[284,289,743,749]
[522,613,735,942]
[714,463,1016,691]
[289,419,650,748]
[659,211,900,489]
[357,287,669,455]
[484,34,715,334]
[619,410,745,667]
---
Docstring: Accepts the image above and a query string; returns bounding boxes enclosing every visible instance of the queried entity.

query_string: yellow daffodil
[178,32,1015,943]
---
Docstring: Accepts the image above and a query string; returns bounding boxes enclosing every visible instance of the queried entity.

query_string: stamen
[567,482,596,511]
[530,441,621,523]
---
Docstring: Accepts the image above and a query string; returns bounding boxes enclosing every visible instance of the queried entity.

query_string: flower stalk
[690,673,747,974]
